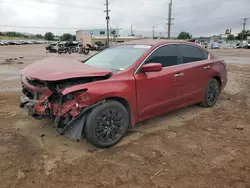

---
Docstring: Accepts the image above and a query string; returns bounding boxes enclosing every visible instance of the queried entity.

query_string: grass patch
[0,36,25,40]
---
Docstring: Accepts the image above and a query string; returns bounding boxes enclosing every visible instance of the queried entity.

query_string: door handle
[175,73,184,77]
[204,65,210,69]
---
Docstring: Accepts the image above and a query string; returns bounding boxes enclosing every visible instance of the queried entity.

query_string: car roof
[122,39,200,47]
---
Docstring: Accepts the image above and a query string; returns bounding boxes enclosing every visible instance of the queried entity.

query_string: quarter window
[145,45,178,67]
[178,45,202,64]
[201,50,209,60]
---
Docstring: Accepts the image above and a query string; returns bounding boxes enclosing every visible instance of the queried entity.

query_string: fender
[61,79,138,125]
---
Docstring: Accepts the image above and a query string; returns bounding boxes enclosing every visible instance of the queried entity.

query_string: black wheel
[200,78,220,107]
[85,100,130,148]
[83,49,90,55]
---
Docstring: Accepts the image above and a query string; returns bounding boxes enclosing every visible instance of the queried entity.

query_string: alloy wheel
[95,109,124,142]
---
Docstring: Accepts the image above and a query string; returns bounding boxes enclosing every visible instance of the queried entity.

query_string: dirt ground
[0,45,250,188]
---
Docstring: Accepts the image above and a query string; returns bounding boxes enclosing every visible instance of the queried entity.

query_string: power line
[2,0,248,22]
[3,0,103,11]
[0,25,83,30]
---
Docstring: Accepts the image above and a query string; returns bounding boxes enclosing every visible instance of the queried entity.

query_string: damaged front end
[19,75,108,141]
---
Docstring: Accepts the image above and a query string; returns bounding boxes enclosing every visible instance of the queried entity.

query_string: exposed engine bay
[20,74,111,140]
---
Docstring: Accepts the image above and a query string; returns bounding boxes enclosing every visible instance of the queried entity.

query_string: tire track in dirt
[0,64,250,188]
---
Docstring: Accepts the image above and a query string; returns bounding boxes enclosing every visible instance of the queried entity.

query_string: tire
[200,78,220,108]
[83,49,90,55]
[85,100,130,148]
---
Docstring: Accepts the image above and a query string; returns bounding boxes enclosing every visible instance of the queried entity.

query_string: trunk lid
[21,57,112,81]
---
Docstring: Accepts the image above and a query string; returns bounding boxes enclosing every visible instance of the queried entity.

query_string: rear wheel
[85,100,130,148]
[200,78,220,107]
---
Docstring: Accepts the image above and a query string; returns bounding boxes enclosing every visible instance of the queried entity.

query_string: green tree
[44,32,54,41]
[177,31,192,39]
[227,34,235,40]
[36,34,43,38]
[60,33,73,41]
[6,32,22,37]
[236,30,250,40]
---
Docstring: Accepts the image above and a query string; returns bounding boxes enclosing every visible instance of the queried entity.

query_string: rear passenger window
[201,50,209,60]
[145,45,178,67]
[178,45,202,64]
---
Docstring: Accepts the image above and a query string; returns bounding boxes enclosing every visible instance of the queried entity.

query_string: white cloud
[0,0,249,36]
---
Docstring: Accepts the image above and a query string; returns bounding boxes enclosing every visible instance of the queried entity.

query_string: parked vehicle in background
[0,41,5,45]
[0,39,48,46]
[78,42,107,55]
[64,41,81,53]
[45,42,59,53]
[194,40,202,47]
[19,39,227,148]
[234,41,250,49]
[211,41,220,49]
[187,39,208,48]
[58,46,72,54]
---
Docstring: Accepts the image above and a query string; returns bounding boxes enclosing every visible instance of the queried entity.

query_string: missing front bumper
[19,96,43,119]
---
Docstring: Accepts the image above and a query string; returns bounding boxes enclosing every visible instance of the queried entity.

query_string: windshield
[84,44,151,70]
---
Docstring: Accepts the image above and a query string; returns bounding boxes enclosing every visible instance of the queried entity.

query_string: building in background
[76,29,143,46]
[76,28,120,38]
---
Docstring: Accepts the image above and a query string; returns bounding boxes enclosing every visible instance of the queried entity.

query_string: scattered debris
[150,168,164,180]
[1,59,14,65]
[17,170,26,180]
[40,134,45,137]
[235,124,244,130]
[87,147,98,153]
[1,57,25,65]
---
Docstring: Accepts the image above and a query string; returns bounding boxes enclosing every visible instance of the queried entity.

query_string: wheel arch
[104,96,132,127]
[213,76,221,88]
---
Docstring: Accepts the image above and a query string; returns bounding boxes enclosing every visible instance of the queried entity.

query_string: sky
[0,0,249,37]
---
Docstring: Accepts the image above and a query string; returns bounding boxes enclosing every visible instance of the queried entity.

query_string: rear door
[176,44,212,103]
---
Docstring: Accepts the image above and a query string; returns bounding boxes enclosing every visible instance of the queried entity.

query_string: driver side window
[144,45,179,67]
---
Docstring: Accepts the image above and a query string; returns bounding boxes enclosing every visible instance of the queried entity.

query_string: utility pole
[104,0,110,46]
[241,17,250,42]
[167,0,174,39]
[131,24,133,36]
[152,26,156,39]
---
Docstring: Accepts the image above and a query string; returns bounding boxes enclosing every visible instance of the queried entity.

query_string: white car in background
[195,40,202,47]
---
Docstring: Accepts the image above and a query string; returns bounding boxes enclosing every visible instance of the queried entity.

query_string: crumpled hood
[21,57,112,81]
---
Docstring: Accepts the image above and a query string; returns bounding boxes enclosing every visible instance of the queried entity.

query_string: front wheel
[200,78,220,108]
[85,100,130,148]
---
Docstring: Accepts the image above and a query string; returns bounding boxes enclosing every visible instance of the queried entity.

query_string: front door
[134,44,182,119]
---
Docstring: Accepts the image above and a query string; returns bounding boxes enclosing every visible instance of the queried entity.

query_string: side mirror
[141,63,162,72]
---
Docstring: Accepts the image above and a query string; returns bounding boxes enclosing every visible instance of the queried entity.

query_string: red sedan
[20,39,227,148]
